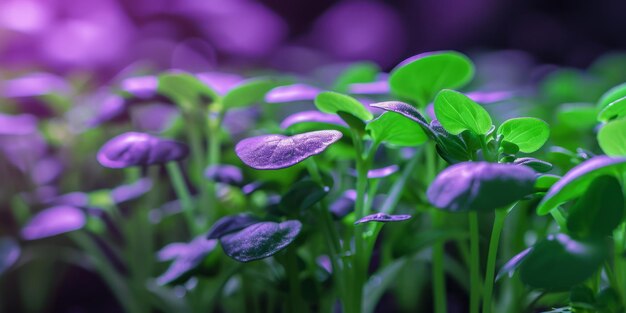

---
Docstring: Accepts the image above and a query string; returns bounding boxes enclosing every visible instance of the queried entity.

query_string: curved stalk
[482,209,507,313]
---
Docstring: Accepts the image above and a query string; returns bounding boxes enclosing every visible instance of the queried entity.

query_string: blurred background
[1,0,625,312]
[2,0,626,80]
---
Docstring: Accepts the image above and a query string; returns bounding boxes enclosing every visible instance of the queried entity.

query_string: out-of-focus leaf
[567,175,624,238]
[314,91,373,121]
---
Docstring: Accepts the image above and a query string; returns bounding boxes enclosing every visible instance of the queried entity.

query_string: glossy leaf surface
[220,220,302,262]
[497,117,550,153]
[314,91,373,121]
[366,112,428,146]
[537,156,626,215]
[434,89,492,135]
[427,162,536,212]
[389,51,474,107]
[235,130,342,170]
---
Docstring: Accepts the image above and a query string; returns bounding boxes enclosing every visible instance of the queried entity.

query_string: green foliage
[518,234,608,291]
[314,91,374,121]
[497,117,550,153]
[333,62,380,93]
[434,89,492,135]
[389,51,474,107]
[158,71,219,111]
[566,175,624,238]
[598,118,626,156]
[222,78,285,108]
[366,112,428,146]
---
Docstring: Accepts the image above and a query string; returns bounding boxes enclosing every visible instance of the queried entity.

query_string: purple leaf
[466,90,513,103]
[120,76,158,99]
[157,236,218,285]
[21,206,86,240]
[204,164,244,186]
[369,101,433,136]
[330,190,356,219]
[97,132,189,168]
[354,212,411,225]
[367,165,399,179]
[207,214,260,240]
[220,220,302,263]
[235,130,342,170]
[265,84,320,103]
[0,237,20,275]
[427,162,536,212]
[348,81,390,95]
[196,72,243,96]
[47,192,89,207]
[0,113,38,135]
[280,110,347,130]
[111,178,153,204]
[1,73,69,98]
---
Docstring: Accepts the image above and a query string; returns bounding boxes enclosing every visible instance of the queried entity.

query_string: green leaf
[519,234,607,291]
[389,51,474,107]
[598,96,626,122]
[567,175,624,239]
[434,89,492,135]
[222,78,285,108]
[536,156,626,215]
[158,71,219,111]
[497,117,550,153]
[534,174,560,191]
[279,180,330,212]
[333,62,380,93]
[366,112,428,146]
[314,91,373,121]
[598,119,626,156]
[556,103,598,129]
[597,82,626,112]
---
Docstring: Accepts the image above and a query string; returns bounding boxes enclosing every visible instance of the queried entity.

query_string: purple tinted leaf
[47,192,89,207]
[0,237,20,275]
[88,95,127,126]
[131,104,179,133]
[265,84,320,103]
[157,236,218,285]
[537,156,626,215]
[280,110,347,130]
[0,113,38,135]
[31,157,64,185]
[220,220,302,262]
[330,191,356,219]
[354,213,412,225]
[21,206,86,240]
[1,73,69,98]
[207,214,260,239]
[514,157,553,173]
[495,247,531,281]
[348,81,390,95]
[369,101,433,137]
[196,72,243,96]
[466,90,513,103]
[204,164,244,185]
[367,165,399,179]
[97,132,189,168]
[235,130,342,170]
[427,162,536,212]
[120,76,158,99]
[111,178,153,204]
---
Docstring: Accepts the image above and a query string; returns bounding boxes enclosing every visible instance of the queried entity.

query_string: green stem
[432,211,448,313]
[165,162,197,235]
[550,208,568,231]
[469,211,481,313]
[482,209,507,313]
[285,248,306,313]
